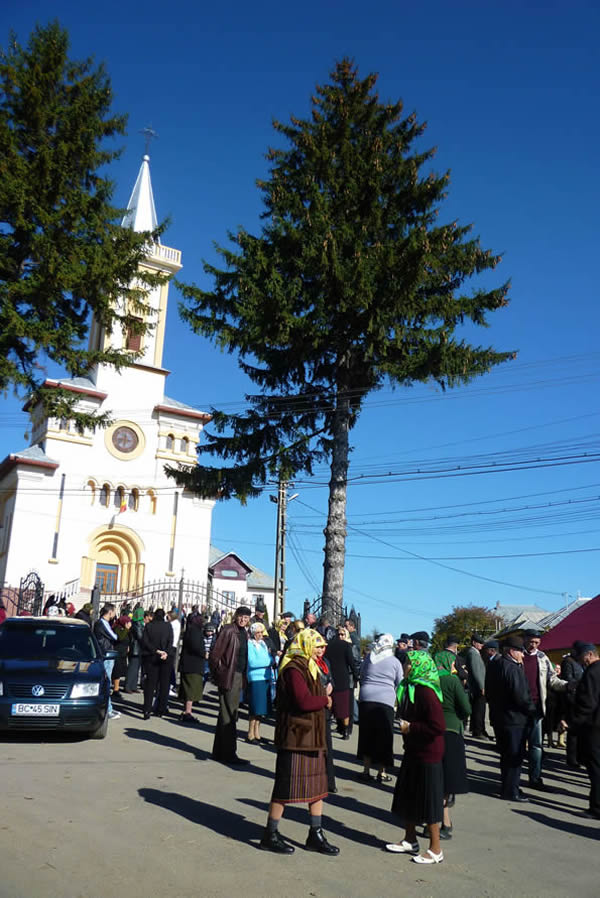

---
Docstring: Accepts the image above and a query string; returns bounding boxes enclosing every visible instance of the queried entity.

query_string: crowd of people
[9,597,600,863]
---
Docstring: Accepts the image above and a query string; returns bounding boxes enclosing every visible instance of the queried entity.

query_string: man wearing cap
[465,634,489,739]
[522,629,567,791]
[482,639,500,664]
[485,636,536,801]
[209,606,251,765]
[560,641,586,767]
[395,634,409,665]
[569,643,600,818]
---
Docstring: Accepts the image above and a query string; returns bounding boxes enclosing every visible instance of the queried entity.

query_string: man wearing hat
[570,643,600,819]
[465,634,489,739]
[395,634,410,665]
[485,636,537,801]
[522,629,567,791]
[410,631,430,651]
[560,641,586,767]
[209,605,252,765]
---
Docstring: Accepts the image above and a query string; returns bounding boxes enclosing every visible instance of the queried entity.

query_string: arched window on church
[100,484,110,507]
[87,480,96,505]
[59,418,69,431]
[129,488,139,511]
[114,486,125,510]
[165,434,174,451]
[180,437,189,454]
[147,489,157,515]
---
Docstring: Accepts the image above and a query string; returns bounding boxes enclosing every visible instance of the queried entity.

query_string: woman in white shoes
[385,650,446,864]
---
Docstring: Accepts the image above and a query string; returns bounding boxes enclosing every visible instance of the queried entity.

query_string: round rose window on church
[112,426,139,453]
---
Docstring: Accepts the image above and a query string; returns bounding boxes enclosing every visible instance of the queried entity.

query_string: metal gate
[17,571,45,616]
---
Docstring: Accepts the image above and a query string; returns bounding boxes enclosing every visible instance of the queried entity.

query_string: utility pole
[271,480,298,618]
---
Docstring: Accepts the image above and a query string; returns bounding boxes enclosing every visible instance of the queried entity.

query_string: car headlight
[70,683,100,698]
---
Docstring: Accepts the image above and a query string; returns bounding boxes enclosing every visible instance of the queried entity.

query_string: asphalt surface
[0,688,597,898]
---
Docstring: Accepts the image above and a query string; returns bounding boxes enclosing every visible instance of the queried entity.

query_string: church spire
[121,153,159,236]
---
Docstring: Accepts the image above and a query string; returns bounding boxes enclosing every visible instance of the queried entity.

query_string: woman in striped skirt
[259,629,339,856]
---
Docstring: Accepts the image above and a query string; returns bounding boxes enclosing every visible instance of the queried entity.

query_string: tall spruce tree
[170,60,514,617]
[0,22,164,426]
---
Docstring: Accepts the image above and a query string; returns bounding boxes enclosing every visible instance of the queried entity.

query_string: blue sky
[2,1,600,635]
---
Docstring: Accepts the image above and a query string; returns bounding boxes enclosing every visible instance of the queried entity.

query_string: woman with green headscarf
[385,650,446,865]
[433,648,471,839]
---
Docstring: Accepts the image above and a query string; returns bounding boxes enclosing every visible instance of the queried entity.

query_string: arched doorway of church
[82,525,145,595]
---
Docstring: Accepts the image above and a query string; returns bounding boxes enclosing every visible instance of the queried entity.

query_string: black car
[0,616,113,739]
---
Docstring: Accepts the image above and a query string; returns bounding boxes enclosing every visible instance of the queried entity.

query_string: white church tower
[0,153,214,603]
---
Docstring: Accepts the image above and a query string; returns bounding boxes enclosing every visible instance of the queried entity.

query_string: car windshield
[0,625,98,661]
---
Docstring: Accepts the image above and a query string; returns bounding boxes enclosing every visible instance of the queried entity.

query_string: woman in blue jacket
[247,622,274,744]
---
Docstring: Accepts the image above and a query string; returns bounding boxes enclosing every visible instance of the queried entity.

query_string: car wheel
[90,714,108,740]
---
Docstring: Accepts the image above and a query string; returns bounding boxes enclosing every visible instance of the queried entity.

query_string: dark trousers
[499,725,527,798]
[143,658,170,715]
[470,693,487,736]
[212,670,243,760]
[566,729,579,766]
[580,731,600,815]
[125,655,141,692]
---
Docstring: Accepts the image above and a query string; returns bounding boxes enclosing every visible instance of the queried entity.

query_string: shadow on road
[511,808,599,840]
[124,726,212,761]
[138,788,261,843]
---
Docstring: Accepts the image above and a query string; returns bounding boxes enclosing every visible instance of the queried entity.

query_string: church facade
[0,154,215,603]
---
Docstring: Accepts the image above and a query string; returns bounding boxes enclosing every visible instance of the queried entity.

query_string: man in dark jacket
[570,643,600,819]
[561,641,585,767]
[465,633,489,739]
[209,605,251,765]
[485,635,536,801]
[75,603,93,627]
[141,608,173,719]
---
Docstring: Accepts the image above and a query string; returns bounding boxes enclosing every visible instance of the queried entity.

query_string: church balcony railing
[148,243,181,266]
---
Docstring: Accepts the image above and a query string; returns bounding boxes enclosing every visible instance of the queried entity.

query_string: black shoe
[143,712,151,720]
[440,825,453,840]
[305,827,340,855]
[329,785,338,793]
[259,830,295,854]
[180,713,195,724]
[529,780,555,793]
[446,793,456,808]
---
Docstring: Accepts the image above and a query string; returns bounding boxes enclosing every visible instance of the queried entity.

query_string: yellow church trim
[104,420,146,461]
[84,523,146,591]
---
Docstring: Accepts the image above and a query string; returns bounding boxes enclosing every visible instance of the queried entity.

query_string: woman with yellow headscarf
[259,629,340,856]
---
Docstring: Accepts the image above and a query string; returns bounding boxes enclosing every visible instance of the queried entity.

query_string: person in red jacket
[385,650,446,865]
[259,628,338,855]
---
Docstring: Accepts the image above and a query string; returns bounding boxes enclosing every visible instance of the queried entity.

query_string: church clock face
[112,426,139,453]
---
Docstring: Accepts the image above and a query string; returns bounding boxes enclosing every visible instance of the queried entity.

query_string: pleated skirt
[357,701,395,767]
[442,731,469,795]
[391,756,444,826]
[271,749,329,804]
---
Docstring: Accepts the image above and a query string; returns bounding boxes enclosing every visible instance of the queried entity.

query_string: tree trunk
[321,395,350,622]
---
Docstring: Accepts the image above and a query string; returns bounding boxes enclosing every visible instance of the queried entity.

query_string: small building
[209,546,275,621]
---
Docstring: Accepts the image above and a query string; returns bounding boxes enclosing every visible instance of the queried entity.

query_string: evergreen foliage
[0,22,165,427]
[171,59,515,613]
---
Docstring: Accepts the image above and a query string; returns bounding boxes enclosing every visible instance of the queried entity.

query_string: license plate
[11,704,60,717]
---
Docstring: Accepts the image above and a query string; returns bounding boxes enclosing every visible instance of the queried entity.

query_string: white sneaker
[108,710,121,720]
[169,688,177,696]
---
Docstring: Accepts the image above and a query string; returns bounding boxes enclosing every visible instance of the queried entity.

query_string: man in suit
[570,643,600,819]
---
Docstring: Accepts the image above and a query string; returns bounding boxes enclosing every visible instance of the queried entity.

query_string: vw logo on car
[31,685,45,697]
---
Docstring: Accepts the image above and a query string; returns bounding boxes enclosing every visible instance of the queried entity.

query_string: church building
[0,154,215,603]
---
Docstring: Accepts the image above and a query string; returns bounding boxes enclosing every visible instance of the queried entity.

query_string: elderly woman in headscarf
[125,606,145,693]
[246,621,274,743]
[357,633,404,783]
[433,648,471,839]
[179,612,207,723]
[385,650,446,865]
[259,629,339,856]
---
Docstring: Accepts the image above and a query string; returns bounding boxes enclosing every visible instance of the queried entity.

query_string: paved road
[0,689,597,898]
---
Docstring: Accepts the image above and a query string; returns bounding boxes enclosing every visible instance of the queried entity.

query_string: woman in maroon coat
[385,650,446,864]
[259,629,339,856]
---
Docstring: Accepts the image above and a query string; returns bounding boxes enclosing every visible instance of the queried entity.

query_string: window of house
[222,591,236,603]
[125,317,143,352]
[221,569,238,578]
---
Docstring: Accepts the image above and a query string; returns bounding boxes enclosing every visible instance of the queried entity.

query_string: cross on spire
[139,125,158,156]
